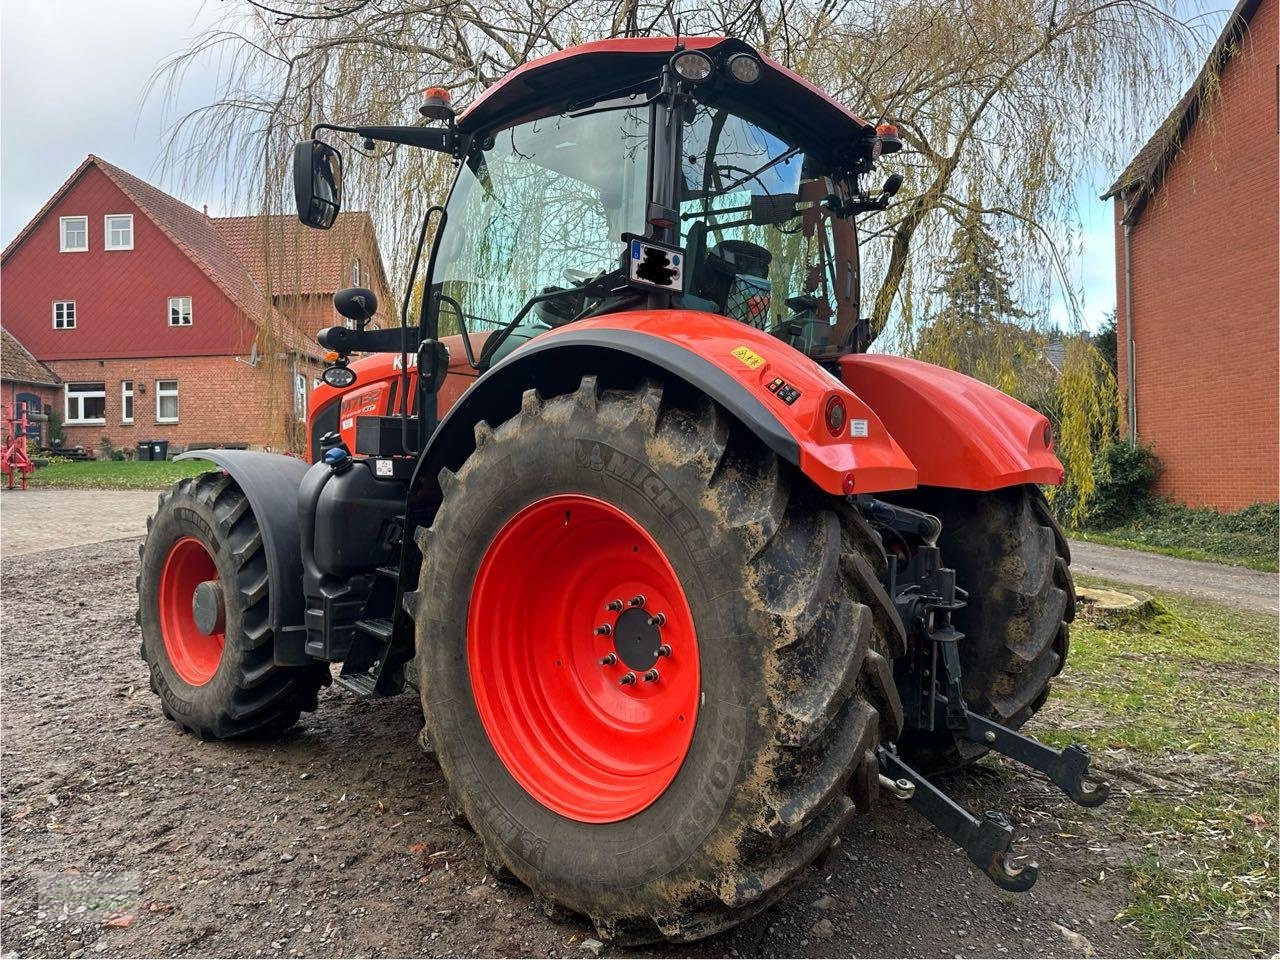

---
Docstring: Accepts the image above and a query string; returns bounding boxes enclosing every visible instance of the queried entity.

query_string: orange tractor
[137,38,1106,942]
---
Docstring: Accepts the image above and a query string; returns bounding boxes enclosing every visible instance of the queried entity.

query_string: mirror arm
[313,122,455,154]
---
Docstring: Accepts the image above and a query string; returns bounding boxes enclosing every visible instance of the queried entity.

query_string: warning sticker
[731,346,766,369]
[850,418,869,438]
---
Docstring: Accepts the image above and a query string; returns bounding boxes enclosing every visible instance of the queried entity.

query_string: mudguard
[173,449,311,664]
[408,310,918,508]
[838,354,1064,491]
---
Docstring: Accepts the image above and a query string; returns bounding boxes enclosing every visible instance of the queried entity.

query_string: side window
[65,382,106,424]
[121,381,134,424]
[105,214,133,250]
[52,301,76,329]
[60,216,88,253]
[156,380,179,423]
[168,297,193,327]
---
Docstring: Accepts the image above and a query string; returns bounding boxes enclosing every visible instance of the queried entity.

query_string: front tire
[409,376,904,943]
[137,472,326,740]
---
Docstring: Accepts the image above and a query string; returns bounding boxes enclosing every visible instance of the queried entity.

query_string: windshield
[677,105,857,355]
[432,107,649,339]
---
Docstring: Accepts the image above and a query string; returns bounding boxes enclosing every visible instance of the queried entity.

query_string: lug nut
[655,644,672,658]
[605,599,624,612]
[618,672,637,686]
[642,669,660,683]
[594,624,612,636]
[629,595,646,608]
[647,612,666,626]
[599,653,617,666]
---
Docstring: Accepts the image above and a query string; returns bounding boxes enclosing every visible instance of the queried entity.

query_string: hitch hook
[878,747,1039,893]
[937,697,1111,808]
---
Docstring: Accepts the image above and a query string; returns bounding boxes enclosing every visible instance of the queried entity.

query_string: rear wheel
[137,472,327,740]
[409,376,905,943]
[896,485,1075,771]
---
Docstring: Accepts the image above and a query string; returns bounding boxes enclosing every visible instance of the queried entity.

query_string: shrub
[1086,441,1161,528]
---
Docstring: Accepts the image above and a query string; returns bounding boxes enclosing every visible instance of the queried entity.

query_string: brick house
[0,155,390,455]
[0,329,60,445]
[1103,0,1278,510]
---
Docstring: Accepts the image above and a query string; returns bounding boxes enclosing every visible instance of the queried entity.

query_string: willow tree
[152,0,1204,489]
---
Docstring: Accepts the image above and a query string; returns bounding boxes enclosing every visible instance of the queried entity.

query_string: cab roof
[457,37,877,165]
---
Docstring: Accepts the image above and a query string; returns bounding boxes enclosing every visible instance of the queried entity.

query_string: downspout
[1122,193,1137,448]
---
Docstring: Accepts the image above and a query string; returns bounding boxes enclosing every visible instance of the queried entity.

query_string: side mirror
[334,286,377,326]
[293,140,343,229]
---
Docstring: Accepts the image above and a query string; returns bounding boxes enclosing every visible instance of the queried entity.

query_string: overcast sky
[1,1,1223,332]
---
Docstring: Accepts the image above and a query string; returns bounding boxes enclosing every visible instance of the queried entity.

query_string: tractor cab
[294,37,905,457]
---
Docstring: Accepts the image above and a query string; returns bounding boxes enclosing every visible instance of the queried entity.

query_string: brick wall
[46,355,320,454]
[1114,0,1279,510]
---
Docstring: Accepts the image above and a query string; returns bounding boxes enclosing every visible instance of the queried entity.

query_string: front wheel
[137,472,326,739]
[409,376,905,943]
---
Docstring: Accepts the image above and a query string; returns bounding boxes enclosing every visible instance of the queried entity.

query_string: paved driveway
[0,488,159,556]
[1069,538,1278,613]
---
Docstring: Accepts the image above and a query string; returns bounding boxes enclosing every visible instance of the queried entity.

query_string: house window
[121,381,134,424]
[65,382,106,425]
[59,216,88,252]
[52,301,76,329]
[352,259,362,285]
[105,214,133,250]
[168,297,192,326]
[156,380,179,423]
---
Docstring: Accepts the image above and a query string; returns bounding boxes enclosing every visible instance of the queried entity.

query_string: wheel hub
[468,494,700,823]
[611,607,662,671]
[158,536,226,687]
[192,580,226,636]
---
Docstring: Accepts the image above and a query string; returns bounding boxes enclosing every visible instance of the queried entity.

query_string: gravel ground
[2,538,1145,959]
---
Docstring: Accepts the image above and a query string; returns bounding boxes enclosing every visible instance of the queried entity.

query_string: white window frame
[121,381,134,424]
[64,382,106,425]
[104,214,134,251]
[59,216,88,253]
[155,379,179,424]
[352,259,362,286]
[52,300,76,330]
[168,296,193,327]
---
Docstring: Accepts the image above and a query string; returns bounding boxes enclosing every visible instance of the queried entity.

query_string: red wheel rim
[159,536,225,686]
[468,494,700,823]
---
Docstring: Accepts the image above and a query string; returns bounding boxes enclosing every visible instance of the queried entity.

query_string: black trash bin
[151,440,170,461]
[137,441,153,462]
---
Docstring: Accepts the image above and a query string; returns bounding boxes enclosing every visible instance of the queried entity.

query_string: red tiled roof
[1103,0,1262,205]
[1,328,60,386]
[212,212,388,299]
[1,156,319,358]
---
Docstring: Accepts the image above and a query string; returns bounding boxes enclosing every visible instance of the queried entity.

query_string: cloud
[1,0,220,245]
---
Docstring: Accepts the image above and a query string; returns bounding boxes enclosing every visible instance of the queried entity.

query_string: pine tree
[914,210,1047,400]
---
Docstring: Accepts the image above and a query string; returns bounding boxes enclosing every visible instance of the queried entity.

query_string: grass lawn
[1038,581,1279,957]
[28,459,211,490]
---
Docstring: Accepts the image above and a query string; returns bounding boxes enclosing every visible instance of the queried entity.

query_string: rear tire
[896,485,1074,771]
[137,472,327,740]
[408,376,904,943]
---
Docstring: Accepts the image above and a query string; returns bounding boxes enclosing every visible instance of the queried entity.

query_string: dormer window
[59,216,88,252]
[105,214,133,250]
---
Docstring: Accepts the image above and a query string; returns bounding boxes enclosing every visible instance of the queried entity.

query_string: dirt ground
[1,537,1153,960]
